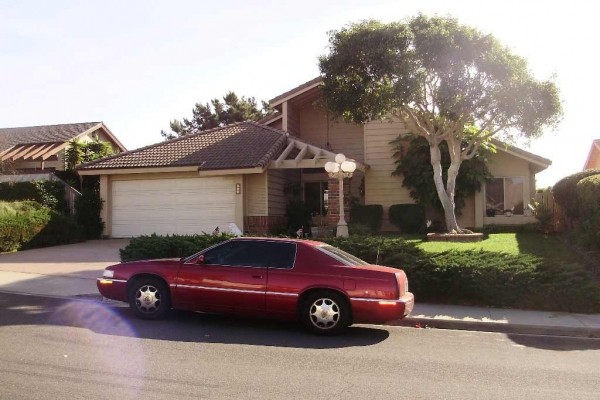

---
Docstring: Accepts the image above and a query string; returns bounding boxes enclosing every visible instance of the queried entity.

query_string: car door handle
[252,275,263,279]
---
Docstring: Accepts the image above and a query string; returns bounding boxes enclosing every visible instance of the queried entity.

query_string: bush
[120,233,234,262]
[322,235,600,313]
[552,169,600,219]
[0,181,67,212]
[350,204,383,233]
[75,189,104,239]
[573,175,600,249]
[388,204,425,233]
[285,200,312,234]
[348,223,372,236]
[0,201,85,252]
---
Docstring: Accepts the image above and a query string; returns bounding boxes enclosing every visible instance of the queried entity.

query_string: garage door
[111,177,236,237]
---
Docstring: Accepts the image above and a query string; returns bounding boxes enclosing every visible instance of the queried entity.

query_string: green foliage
[349,204,383,233]
[348,223,373,236]
[65,137,115,171]
[392,136,493,212]
[573,175,600,249]
[162,91,272,139]
[323,236,600,313]
[552,169,600,219]
[319,15,562,135]
[0,181,67,212]
[120,233,234,262]
[74,189,104,239]
[479,224,541,234]
[388,204,425,233]
[0,201,84,252]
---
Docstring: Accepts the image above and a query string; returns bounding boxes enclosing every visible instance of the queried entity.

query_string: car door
[175,240,267,313]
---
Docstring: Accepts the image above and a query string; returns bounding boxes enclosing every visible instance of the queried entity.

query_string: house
[78,78,551,238]
[584,139,600,170]
[0,122,126,175]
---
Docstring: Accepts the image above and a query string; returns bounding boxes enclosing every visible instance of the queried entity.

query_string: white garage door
[111,177,236,237]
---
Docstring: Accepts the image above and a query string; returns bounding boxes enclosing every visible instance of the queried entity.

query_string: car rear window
[318,245,369,267]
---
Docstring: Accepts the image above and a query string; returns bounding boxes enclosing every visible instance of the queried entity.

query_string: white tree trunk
[429,141,462,233]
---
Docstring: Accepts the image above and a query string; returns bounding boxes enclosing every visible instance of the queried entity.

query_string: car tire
[300,291,351,335]
[128,277,171,320]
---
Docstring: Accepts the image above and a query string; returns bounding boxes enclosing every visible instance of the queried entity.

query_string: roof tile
[0,122,101,151]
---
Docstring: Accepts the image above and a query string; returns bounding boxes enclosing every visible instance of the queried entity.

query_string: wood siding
[267,169,289,216]
[244,173,267,216]
[297,105,364,162]
[364,120,414,231]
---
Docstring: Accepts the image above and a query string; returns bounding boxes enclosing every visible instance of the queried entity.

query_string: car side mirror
[196,254,205,265]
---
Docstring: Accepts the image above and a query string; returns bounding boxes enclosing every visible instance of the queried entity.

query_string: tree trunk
[429,141,462,233]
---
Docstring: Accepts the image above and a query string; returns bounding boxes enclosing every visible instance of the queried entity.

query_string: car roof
[232,237,325,246]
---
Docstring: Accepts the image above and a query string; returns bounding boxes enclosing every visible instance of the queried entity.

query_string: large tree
[319,15,562,233]
[162,91,271,140]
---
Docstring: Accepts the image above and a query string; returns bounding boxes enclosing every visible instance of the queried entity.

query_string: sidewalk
[1,240,599,338]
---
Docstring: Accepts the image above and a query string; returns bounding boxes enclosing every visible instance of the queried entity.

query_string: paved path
[1,239,599,338]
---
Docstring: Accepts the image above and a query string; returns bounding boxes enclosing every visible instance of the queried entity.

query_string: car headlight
[103,270,115,278]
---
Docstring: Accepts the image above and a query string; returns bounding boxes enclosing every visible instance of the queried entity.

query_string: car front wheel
[128,278,171,320]
[301,291,351,335]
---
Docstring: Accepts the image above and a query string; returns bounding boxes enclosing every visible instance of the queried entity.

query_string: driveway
[0,239,129,297]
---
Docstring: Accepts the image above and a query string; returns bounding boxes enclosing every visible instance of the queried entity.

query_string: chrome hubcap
[135,285,161,314]
[309,298,340,330]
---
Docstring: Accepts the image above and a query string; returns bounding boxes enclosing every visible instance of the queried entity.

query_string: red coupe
[98,237,414,334]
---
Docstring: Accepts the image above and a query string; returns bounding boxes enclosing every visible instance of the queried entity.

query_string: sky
[1,0,597,187]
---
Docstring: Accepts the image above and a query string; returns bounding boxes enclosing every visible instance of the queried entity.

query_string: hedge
[0,201,85,252]
[324,236,600,313]
[0,181,68,213]
[552,169,600,219]
[574,175,600,249]
[350,204,383,233]
[388,204,425,233]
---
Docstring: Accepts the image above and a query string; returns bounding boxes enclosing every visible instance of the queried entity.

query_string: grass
[402,233,584,265]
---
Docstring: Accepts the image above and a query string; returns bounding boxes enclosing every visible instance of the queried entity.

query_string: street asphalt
[1,239,599,338]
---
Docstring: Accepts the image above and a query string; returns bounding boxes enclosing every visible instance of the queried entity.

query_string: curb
[389,317,600,339]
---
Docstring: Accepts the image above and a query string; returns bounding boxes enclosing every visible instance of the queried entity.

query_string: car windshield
[318,245,369,266]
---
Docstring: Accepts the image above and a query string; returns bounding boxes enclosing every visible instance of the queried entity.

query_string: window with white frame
[485,177,524,216]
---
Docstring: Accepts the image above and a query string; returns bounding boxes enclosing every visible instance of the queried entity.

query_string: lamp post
[324,153,356,237]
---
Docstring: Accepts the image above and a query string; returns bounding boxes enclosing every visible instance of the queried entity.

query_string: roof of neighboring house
[584,139,600,170]
[269,76,323,106]
[0,122,102,151]
[77,121,288,171]
[490,138,552,169]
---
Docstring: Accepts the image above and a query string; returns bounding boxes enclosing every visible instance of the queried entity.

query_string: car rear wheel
[301,291,351,335]
[128,278,171,320]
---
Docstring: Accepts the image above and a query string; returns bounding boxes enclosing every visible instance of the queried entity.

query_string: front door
[175,241,267,313]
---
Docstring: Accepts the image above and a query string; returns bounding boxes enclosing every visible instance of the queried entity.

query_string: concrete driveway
[0,240,129,297]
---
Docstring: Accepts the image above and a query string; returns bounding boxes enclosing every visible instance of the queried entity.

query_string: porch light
[324,153,357,237]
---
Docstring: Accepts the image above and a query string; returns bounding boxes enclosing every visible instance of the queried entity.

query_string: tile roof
[0,122,102,151]
[78,121,288,171]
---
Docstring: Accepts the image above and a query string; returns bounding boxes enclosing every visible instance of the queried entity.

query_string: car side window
[203,241,268,267]
[264,242,296,269]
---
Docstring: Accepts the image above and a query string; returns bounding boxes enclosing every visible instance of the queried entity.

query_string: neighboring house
[583,139,600,170]
[78,78,551,238]
[0,122,126,174]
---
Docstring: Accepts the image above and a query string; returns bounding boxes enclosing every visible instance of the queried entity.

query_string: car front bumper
[97,278,128,302]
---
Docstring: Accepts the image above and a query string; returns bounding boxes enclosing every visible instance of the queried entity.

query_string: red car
[98,237,414,334]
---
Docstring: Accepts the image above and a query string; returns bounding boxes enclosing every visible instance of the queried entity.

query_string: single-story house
[78,78,551,238]
[0,122,126,173]
[584,139,600,170]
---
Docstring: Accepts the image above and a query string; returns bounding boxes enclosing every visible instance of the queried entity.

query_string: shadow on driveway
[0,292,390,349]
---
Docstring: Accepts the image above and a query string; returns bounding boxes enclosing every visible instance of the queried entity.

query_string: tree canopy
[319,15,562,232]
[162,92,271,140]
[64,137,114,172]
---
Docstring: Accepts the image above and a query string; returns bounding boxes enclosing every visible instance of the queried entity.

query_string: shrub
[120,233,234,262]
[285,200,312,234]
[75,189,104,239]
[0,181,67,212]
[552,169,600,219]
[0,201,85,252]
[389,204,425,233]
[350,204,383,233]
[322,235,600,313]
[348,223,372,236]
[573,175,600,249]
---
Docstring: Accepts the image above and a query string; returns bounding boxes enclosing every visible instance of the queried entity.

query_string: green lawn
[404,233,582,264]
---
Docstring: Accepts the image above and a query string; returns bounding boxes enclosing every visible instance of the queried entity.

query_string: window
[318,245,369,267]
[304,182,328,215]
[201,240,297,269]
[485,177,524,216]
